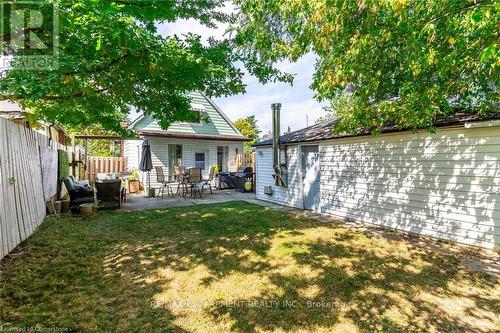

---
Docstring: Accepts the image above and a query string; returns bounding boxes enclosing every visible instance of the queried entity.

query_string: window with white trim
[188,103,207,124]
[194,151,207,170]
[168,144,182,181]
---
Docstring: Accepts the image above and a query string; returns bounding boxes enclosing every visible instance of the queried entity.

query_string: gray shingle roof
[254,111,500,147]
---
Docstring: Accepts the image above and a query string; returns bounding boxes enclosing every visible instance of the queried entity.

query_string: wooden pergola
[72,134,127,177]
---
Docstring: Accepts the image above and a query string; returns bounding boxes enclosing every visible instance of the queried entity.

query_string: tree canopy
[0,0,259,133]
[233,0,499,133]
[2,1,498,134]
[234,115,260,150]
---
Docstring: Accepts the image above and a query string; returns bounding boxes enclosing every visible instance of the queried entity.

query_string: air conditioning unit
[264,186,273,195]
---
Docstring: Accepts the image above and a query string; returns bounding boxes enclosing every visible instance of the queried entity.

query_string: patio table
[176,172,190,198]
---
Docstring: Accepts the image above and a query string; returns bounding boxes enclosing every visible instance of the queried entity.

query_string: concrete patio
[122,189,261,211]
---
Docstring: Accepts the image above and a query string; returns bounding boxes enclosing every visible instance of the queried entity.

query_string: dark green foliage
[0,1,255,133]
[233,0,499,133]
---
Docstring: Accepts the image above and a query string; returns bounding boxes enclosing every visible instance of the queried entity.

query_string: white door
[302,145,320,210]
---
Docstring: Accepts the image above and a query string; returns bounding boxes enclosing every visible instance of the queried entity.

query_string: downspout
[48,123,54,147]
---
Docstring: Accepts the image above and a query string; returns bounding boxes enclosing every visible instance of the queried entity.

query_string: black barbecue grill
[215,172,235,190]
[234,166,254,192]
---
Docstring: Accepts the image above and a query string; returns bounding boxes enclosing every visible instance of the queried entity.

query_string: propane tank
[244,180,252,192]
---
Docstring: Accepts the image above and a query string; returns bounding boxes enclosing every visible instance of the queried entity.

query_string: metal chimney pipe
[271,103,281,186]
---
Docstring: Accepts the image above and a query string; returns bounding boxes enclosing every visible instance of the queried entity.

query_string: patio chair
[155,166,172,198]
[174,166,189,198]
[172,166,185,181]
[187,167,202,198]
[69,175,90,187]
[95,179,123,209]
[62,176,94,210]
[201,166,216,195]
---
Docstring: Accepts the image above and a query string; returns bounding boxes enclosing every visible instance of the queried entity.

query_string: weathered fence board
[235,151,255,170]
[84,156,127,180]
[0,118,56,259]
[40,147,58,201]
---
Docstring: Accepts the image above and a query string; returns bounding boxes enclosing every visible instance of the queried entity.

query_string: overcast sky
[157,17,326,135]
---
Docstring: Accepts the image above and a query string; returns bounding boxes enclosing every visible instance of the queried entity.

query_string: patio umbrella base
[146,188,155,198]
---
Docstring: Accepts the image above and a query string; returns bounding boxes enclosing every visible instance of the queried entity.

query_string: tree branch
[63,51,131,76]
[424,0,491,26]
[0,88,110,102]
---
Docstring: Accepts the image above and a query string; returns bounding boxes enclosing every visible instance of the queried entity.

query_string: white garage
[254,113,500,249]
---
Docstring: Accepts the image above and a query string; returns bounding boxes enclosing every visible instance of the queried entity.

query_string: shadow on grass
[1,201,498,332]
[209,239,496,332]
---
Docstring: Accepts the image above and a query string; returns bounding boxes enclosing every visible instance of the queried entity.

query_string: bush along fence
[0,118,74,259]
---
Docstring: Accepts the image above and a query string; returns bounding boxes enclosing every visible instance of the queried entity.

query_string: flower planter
[128,179,140,193]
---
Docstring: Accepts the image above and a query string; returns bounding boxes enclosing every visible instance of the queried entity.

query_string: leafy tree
[0,0,256,133]
[234,115,260,150]
[233,0,499,133]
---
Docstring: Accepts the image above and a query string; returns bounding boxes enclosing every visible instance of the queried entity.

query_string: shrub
[58,149,69,181]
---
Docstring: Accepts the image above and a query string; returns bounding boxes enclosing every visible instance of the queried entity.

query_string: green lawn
[1,202,498,333]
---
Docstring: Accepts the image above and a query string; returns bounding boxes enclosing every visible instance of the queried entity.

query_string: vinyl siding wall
[133,92,240,136]
[255,145,303,209]
[124,139,142,170]
[255,125,500,249]
[124,137,243,191]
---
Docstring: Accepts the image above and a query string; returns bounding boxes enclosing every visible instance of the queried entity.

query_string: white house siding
[255,145,303,208]
[125,137,243,191]
[255,125,500,249]
[124,139,142,170]
[132,92,241,137]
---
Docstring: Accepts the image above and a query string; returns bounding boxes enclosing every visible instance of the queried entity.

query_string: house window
[168,144,182,180]
[280,147,288,167]
[194,151,207,170]
[188,103,206,124]
[217,146,228,172]
[188,111,202,124]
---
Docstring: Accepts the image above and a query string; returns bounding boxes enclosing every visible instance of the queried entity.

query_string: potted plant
[128,169,140,193]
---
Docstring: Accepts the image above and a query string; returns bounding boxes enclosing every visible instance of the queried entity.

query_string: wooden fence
[84,156,127,180]
[235,151,255,170]
[0,118,58,259]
